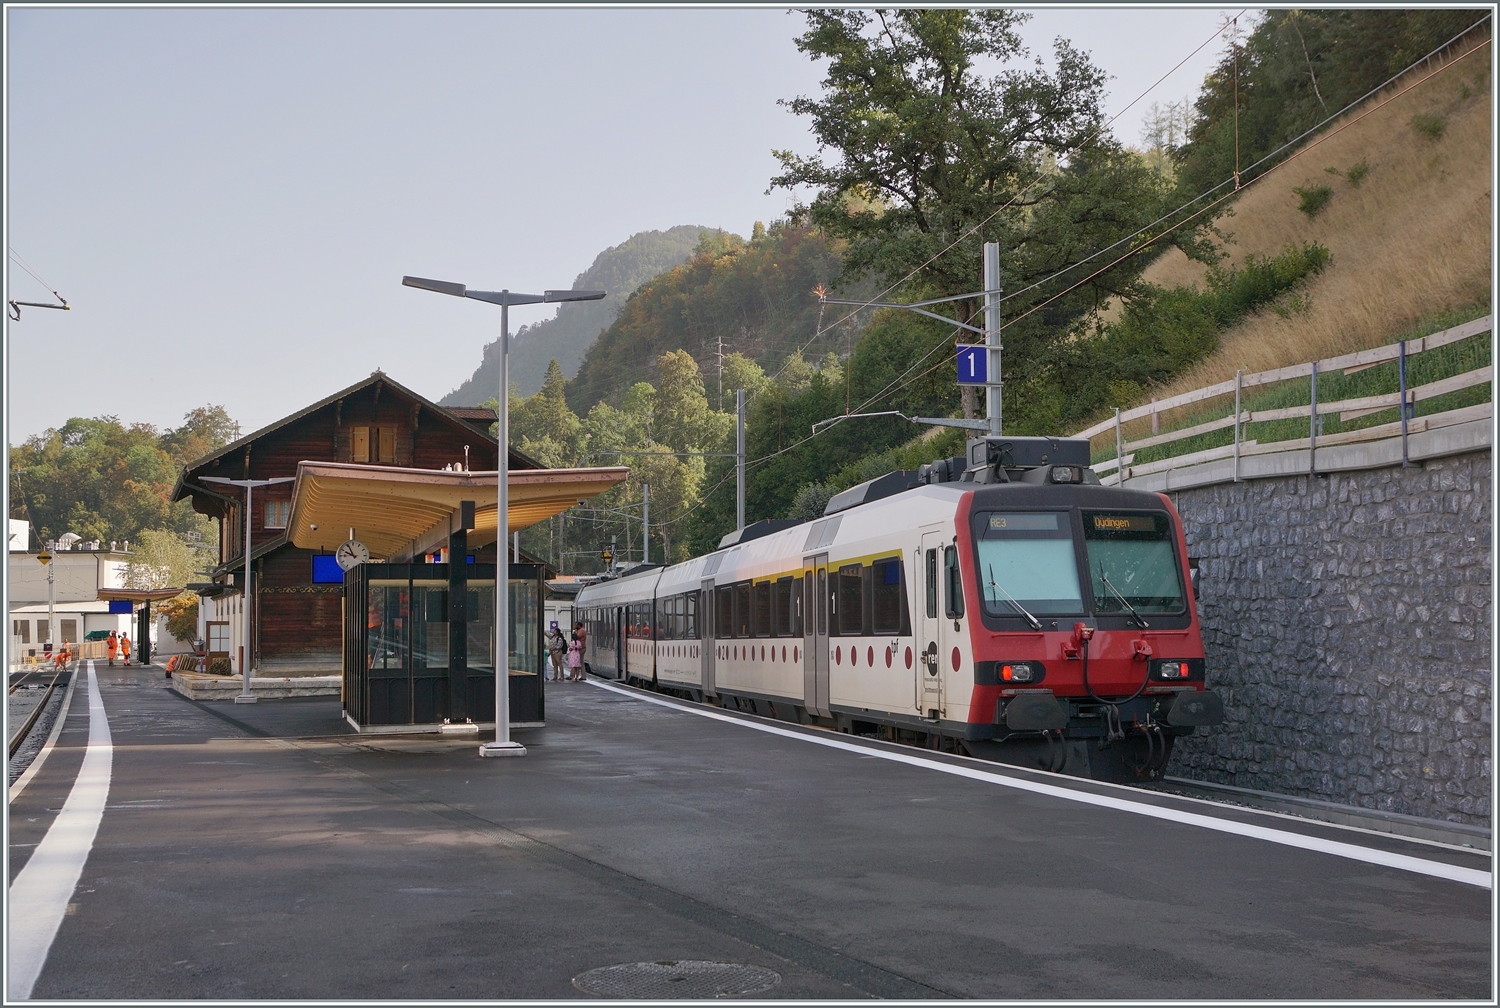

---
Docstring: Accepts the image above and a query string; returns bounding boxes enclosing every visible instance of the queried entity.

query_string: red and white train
[575,435,1224,783]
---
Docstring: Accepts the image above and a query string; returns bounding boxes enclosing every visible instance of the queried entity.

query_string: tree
[157,591,200,644]
[511,359,582,467]
[125,528,209,589]
[771,9,1186,420]
[159,405,241,465]
[10,414,217,545]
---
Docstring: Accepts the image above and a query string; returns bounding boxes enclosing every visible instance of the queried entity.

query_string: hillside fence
[1075,315,1492,490]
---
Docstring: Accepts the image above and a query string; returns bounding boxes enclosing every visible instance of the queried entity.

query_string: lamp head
[402,276,466,297]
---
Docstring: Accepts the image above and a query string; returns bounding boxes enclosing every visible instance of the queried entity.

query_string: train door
[802,554,831,718]
[918,531,945,717]
[700,580,716,700]
[614,605,626,680]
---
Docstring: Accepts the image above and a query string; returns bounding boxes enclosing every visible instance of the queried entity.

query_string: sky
[6,5,1244,441]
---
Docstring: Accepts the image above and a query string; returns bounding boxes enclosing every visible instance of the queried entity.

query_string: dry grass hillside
[1137,37,1492,403]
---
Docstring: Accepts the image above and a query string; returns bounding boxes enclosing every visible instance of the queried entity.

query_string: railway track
[8,666,68,759]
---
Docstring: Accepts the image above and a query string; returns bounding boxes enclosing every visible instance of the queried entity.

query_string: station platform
[7,661,1492,1000]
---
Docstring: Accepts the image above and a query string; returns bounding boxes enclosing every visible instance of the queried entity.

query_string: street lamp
[403,275,604,758]
[200,476,295,703]
[36,549,54,664]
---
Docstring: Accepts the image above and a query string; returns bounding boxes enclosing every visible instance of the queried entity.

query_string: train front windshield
[1082,511,1186,613]
[976,512,1084,616]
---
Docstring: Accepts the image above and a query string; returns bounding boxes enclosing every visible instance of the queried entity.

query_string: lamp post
[200,476,295,702]
[36,549,55,663]
[403,275,604,757]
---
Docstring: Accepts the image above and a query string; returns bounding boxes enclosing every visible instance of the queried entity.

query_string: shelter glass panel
[367,582,408,673]
[410,584,448,671]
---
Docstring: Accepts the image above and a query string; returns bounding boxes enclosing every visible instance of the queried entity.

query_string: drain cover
[573,960,780,999]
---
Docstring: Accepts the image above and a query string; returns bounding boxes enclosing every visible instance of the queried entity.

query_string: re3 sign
[956,345,989,384]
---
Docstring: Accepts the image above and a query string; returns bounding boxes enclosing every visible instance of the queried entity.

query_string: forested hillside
[509,8,1489,571]
[1128,12,1491,404]
[564,223,862,414]
[9,406,238,547]
[441,225,713,402]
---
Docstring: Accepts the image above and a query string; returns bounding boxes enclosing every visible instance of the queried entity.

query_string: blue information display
[107,600,134,614]
[956,344,988,384]
[311,554,346,584]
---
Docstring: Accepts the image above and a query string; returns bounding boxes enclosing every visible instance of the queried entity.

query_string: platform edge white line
[7,661,114,1000]
[585,679,1492,890]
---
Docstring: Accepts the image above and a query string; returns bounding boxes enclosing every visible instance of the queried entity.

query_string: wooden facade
[174,372,533,675]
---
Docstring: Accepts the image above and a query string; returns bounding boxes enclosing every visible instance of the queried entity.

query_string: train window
[925,549,938,619]
[1082,511,1185,613]
[974,511,1081,616]
[871,557,909,635]
[752,580,772,637]
[817,568,828,634]
[772,576,793,637]
[686,591,699,640]
[837,564,864,636]
[716,586,733,639]
[944,546,965,619]
[733,581,751,637]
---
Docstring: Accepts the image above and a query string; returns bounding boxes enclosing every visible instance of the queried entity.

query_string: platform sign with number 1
[956,345,988,385]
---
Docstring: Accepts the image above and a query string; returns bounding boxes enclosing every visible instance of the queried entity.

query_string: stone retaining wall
[1169,450,1491,826]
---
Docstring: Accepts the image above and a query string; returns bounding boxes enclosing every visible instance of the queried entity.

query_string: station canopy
[286,461,629,560]
[96,588,189,603]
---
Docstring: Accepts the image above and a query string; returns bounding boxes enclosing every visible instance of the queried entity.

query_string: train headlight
[1001,662,1036,683]
[1158,661,1186,679]
[1050,466,1083,484]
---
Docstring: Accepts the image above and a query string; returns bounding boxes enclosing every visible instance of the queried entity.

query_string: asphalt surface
[7,662,1492,1000]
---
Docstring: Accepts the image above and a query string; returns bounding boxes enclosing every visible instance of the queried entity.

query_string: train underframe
[608,666,1204,785]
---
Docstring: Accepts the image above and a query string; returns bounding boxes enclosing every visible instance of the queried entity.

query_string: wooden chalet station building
[174,372,625,731]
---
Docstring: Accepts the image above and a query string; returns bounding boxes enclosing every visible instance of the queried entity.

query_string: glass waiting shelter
[342,561,545,730]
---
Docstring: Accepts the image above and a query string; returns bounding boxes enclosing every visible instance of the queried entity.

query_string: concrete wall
[1169,449,1491,826]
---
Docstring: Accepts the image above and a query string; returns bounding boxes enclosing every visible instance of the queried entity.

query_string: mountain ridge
[440,225,716,403]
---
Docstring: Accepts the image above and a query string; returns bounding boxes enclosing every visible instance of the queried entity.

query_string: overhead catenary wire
[779,11,1245,374]
[650,17,1493,535]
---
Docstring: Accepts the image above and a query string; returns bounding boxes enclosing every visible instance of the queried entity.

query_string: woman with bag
[566,623,585,682]
[547,626,568,682]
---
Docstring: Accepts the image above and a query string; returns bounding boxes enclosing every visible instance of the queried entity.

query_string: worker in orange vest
[120,633,132,666]
[106,631,118,666]
[53,645,69,671]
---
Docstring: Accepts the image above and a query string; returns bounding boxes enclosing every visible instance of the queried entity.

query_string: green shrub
[1411,113,1447,140]
[1293,185,1334,217]
[1345,160,1369,187]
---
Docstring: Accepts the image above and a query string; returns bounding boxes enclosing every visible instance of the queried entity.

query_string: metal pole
[1233,369,1243,483]
[514,531,519,563]
[735,389,746,531]
[238,483,255,702]
[1398,340,1410,467]
[642,483,649,564]
[484,297,524,756]
[983,242,1002,436]
[47,563,55,663]
[1113,408,1123,485]
[1309,361,1318,475]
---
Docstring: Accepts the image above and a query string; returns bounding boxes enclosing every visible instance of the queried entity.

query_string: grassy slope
[1136,38,1491,407]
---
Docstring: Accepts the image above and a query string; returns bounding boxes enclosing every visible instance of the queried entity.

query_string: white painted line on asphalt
[586,679,1492,890]
[9,666,82,803]
[7,662,114,1000]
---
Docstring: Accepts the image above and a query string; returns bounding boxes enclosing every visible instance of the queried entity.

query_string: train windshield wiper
[987,564,1041,629]
[1097,566,1149,629]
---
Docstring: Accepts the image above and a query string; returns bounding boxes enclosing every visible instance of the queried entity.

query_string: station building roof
[286,461,629,561]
